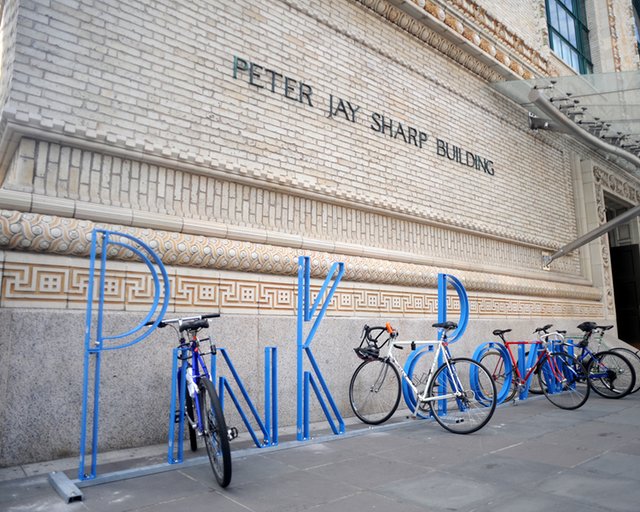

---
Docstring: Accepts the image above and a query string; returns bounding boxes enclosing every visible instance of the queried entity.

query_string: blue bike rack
[402,273,470,414]
[79,229,170,481]
[167,345,278,464]
[215,347,278,448]
[296,255,345,441]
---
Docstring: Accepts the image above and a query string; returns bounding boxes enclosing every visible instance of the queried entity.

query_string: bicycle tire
[199,378,232,488]
[609,347,640,394]
[185,392,198,452]
[538,352,589,410]
[177,368,198,452]
[349,359,401,425]
[524,351,543,395]
[588,351,636,399]
[426,358,497,435]
[479,349,517,403]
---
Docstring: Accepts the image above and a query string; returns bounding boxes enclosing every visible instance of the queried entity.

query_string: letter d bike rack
[402,273,470,416]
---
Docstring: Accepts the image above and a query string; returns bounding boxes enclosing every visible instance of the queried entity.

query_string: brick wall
[8,0,580,254]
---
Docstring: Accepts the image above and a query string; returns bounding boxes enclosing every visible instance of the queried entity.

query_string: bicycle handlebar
[534,324,553,334]
[144,313,220,328]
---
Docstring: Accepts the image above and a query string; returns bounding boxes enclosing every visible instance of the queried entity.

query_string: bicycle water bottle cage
[179,318,209,332]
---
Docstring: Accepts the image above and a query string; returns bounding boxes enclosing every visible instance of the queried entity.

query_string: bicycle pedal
[228,427,238,441]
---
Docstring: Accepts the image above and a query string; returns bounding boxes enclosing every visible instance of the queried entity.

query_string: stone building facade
[0,0,639,466]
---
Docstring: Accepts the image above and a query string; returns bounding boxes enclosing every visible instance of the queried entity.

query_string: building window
[634,0,640,54]
[546,0,592,74]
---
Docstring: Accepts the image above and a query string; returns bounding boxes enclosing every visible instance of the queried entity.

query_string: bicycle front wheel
[539,353,589,410]
[426,358,497,435]
[349,359,401,425]
[199,378,232,488]
[588,351,636,399]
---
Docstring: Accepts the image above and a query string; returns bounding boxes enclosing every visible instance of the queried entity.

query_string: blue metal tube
[297,258,305,440]
[219,349,268,438]
[271,347,278,445]
[305,348,344,434]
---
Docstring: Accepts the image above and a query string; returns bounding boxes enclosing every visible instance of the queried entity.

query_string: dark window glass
[546,0,592,73]
[634,0,640,52]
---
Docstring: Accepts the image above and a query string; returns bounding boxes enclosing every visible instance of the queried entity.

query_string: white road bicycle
[349,321,497,434]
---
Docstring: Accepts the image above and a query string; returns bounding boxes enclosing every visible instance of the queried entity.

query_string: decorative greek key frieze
[0,257,603,318]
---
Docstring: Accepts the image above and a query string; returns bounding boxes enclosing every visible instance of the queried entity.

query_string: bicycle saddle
[179,318,210,332]
[577,321,597,333]
[432,321,457,330]
[534,324,553,334]
[492,328,511,336]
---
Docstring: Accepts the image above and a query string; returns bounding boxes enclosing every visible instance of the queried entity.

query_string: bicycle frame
[502,341,545,385]
[180,335,211,431]
[380,339,463,416]
[493,333,569,398]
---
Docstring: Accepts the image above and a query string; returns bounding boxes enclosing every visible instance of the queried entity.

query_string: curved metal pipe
[528,88,640,168]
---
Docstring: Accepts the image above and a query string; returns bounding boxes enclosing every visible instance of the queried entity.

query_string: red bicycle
[479,325,590,410]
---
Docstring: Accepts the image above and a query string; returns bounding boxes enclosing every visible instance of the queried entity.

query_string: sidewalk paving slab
[1,393,640,511]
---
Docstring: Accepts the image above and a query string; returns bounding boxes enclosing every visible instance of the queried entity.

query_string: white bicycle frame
[379,338,465,417]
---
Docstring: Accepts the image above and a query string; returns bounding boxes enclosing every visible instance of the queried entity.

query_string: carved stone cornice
[606,0,622,72]
[354,0,547,80]
[0,209,602,301]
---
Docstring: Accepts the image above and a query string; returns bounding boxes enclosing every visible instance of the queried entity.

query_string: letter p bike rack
[49,229,170,503]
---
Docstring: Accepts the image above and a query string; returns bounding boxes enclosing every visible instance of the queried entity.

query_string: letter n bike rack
[49,229,170,503]
[167,345,278,463]
[297,255,345,441]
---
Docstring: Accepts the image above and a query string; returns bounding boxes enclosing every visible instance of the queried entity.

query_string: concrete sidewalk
[2,392,640,512]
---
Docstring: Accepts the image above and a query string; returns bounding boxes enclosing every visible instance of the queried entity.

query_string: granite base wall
[0,309,604,467]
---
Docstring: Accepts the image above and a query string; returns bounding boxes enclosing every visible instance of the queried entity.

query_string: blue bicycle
[149,313,235,487]
[566,322,637,399]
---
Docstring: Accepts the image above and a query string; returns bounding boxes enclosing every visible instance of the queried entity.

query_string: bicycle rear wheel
[199,378,232,488]
[349,359,401,425]
[588,351,636,399]
[185,392,198,452]
[539,353,589,410]
[609,347,640,394]
[427,358,497,435]
[479,349,516,403]
[177,368,198,452]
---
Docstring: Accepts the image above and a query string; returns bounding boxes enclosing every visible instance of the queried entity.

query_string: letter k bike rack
[296,255,345,441]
